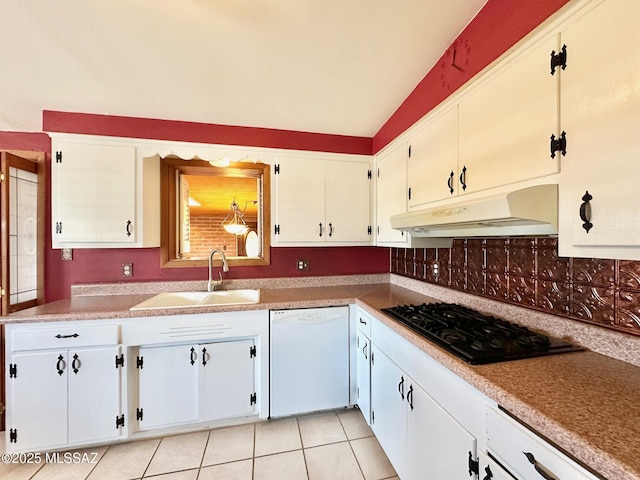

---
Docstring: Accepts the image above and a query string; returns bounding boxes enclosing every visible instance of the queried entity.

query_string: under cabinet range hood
[390,184,558,239]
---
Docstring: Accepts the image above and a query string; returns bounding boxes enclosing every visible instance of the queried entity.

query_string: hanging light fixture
[221,198,257,235]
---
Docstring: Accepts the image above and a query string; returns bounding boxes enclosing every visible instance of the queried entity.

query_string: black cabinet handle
[398,376,405,400]
[71,353,80,374]
[55,333,79,339]
[363,341,368,360]
[579,191,593,233]
[126,220,132,237]
[190,347,196,366]
[202,347,208,366]
[447,171,454,194]
[56,355,65,376]
[407,384,414,410]
[359,318,367,325]
[523,452,558,480]
[328,223,333,237]
[319,223,323,237]
[459,166,467,191]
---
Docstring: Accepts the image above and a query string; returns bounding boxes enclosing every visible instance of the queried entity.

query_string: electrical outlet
[122,263,134,278]
[61,248,73,261]
[296,259,310,271]
[432,262,439,277]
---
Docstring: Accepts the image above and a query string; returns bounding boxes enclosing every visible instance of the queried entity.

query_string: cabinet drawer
[356,309,373,338]
[486,407,597,480]
[11,324,119,351]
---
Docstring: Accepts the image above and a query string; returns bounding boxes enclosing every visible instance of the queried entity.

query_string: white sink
[129,289,260,311]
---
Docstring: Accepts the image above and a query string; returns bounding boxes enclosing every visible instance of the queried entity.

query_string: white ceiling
[0,0,487,138]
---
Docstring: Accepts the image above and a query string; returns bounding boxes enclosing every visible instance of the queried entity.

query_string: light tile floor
[1,408,398,480]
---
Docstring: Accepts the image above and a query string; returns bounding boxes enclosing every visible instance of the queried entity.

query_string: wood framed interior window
[160,157,271,268]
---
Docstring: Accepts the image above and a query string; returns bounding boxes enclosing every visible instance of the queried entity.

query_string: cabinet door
[199,340,256,421]
[370,346,408,480]
[68,346,122,444]
[406,379,477,480]
[8,351,68,451]
[408,106,459,207]
[559,0,640,251]
[375,142,409,245]
[325,161,371,243]
[53,141,137,244]
[273,158,325,243]
[137,344,198,429]
[355,331,371,424]
[458,34,560,194]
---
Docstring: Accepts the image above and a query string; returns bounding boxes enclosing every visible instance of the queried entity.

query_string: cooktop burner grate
[381,303,582,364]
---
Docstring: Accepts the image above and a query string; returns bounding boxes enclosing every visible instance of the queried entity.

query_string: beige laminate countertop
[5,282,639,480]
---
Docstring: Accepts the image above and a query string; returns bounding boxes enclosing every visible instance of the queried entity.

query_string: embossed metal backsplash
[391,237,640,336]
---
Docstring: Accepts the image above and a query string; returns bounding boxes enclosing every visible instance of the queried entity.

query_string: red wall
[45,246,389,301]
[372,0,571,153]
[43,111,372,156]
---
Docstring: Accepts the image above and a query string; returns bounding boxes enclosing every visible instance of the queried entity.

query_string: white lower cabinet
[370,346,409,479]
[407,379,477,479]
[370,345,476,480]
[199,339,256,421]
[5,310,268,453]
[7,343,122,453]
[137,344,199,429]
[355,330,371,424]
[136,339,256,430]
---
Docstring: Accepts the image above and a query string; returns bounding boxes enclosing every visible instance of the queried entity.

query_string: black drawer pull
[55,333,79,339]
[579,191,593,233]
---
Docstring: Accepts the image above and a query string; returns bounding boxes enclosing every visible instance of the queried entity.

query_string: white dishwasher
[270,306,350,417]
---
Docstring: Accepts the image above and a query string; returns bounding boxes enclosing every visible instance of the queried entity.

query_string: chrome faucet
[208,249,230,292]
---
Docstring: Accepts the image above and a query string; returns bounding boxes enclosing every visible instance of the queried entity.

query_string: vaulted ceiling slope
[0,0,487,138]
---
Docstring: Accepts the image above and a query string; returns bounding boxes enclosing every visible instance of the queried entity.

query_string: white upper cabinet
[407,106,459,208]
[325,161,372,243]
[558,0,640,259]
[374,28,563,237]
[375,141,409,246]
[273,155,372,245]
[458,32,561,195]
[272,158,325,243]
[51,135,160,248]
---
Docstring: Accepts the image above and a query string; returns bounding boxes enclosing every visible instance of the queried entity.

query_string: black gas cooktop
[381,303,582,365]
